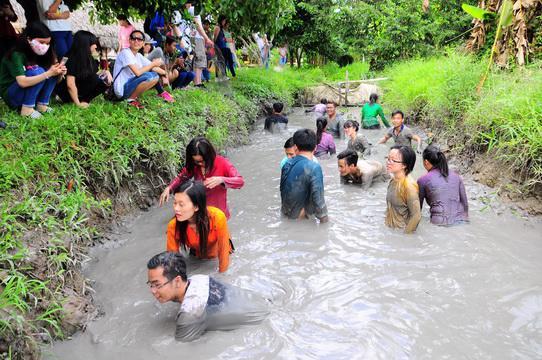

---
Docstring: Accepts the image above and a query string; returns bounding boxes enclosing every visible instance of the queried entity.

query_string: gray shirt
[387,125,414,147]
[341,160,387,189]
[347,133,371,158]
[326,113,345,138]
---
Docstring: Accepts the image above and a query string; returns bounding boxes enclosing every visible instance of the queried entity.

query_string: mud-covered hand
[204,177,224,189]
[159,186,171,206]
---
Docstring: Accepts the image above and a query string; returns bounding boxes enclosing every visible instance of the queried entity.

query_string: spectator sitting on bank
[377,110,423,153]
[325,100,345,138]
[112,30,174,109]
[305,98,327,117]
[337,149,387,190]
[314,117,336,159]
[264,102,288,132]
[147,251,269,342]
[0,22,66,118]
[56,31,111,108]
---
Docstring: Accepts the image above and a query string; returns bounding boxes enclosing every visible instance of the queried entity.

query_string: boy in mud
[280,129,328,223]
[264,102,288,132]
[280,137,319,169]
[147,251,269,342]
[325,101,345,138]
[337,149,388,190]
[377,110,423,153]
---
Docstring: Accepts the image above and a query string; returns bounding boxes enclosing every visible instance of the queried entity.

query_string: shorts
[192,37,207,69]
[122,72,158,99]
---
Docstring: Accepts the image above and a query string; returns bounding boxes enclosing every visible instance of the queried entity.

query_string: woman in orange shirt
[166,180,232,272]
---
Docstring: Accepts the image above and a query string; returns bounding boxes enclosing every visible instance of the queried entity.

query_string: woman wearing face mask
[166,180,232,273]
[0,22,66,118]
[55,31,111,108]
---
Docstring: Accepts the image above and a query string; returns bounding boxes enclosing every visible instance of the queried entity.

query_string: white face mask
[29,39,50,56]
[187,5,194,16]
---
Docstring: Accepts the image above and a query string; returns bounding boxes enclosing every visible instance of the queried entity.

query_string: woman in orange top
[166,180,231,272]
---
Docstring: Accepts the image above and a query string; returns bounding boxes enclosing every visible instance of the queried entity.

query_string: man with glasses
[147,251,269,342]
[112,30,174,108]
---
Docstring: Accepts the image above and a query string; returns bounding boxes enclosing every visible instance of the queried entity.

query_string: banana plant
[462,1,514,93]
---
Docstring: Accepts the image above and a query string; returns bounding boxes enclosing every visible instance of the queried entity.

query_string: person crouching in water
[418,145,469,225]
[337,149,387,190]
[385,145,421,233]
[166,180,232,273]
[147,251,269,342]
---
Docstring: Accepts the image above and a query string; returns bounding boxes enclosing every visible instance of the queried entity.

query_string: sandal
[24,110,43,119]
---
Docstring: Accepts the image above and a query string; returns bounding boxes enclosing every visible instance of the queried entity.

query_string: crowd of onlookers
[0,0,279,124]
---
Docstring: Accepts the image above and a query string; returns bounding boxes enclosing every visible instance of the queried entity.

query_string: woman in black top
[56,30,111,108]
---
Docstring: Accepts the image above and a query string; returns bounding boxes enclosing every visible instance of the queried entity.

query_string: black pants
[362,124,381,130]
[58,74,109,103]
[220,47,236,77]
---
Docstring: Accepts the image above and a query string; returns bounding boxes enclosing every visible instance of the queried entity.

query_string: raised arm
[378,106,390,127]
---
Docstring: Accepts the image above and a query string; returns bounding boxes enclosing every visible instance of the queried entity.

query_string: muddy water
[46,108,542,359]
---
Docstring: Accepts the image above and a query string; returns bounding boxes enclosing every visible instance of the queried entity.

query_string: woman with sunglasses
[166,180,232,273]
[159,136,244,219]
[385,145,421,233]
[112,29,173,109]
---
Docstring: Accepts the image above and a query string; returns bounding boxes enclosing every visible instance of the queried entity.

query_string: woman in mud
[314,117,336,159]
[417,145,469,225]
[343,120,371,159]
[159,136,244,219]
[166,180,232,273]
[385,145,421,233]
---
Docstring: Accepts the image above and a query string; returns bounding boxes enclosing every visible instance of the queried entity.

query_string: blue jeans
[202,68,210,81]
[7,66,57,109]
[122,72,158,99]
[172,71,195,89]
[52,31,73,58]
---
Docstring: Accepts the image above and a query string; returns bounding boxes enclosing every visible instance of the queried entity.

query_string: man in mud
[325,101,345,139]
[147,251,269,342]
[280,129,328,223]
[337,149,388,190]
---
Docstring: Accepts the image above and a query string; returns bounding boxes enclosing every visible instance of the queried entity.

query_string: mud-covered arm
[222,158,244,189]
[405,185,421,234]
[459,177,469,217]
[361,169,376,190]
[360,135,371,157]
[417,179,426,209]
[175,312,206,342]
[310,166,328,222]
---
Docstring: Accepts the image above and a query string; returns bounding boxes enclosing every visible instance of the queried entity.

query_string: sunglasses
[130,36,144,41]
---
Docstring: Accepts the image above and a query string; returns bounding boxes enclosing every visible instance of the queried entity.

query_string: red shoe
[127,99,144,109]
[158,91,175,103]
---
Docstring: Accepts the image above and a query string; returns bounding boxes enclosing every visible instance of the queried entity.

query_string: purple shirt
[417,169,469,225]
[314,132,336,158]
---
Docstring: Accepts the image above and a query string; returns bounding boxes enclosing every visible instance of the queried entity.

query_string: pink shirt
[118,24,135,49]
[168,155,244,219]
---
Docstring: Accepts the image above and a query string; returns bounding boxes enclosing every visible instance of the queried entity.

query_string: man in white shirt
[147,252,269,342]
[112,30,174,108]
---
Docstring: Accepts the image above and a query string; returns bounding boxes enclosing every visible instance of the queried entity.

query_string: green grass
[383,53,542,189]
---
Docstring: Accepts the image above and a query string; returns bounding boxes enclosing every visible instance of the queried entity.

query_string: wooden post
[345,70,349,106]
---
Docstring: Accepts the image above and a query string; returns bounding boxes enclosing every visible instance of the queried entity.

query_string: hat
[144,34,157,46]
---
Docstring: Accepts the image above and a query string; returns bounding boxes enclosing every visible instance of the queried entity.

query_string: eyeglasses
[147,279,173,290]
[385,157,403,164]
[130,37,145,42]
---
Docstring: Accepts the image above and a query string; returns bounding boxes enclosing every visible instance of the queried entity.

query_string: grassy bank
[0,63,371,358]
[383,53,542,196]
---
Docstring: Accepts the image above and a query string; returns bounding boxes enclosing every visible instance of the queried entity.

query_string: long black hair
[66,30,99,79]
[423,145,449,178]
[174,180,210,257]
[8,21,56,68]
[316,117,327,144]
[185,136,216,175]
[217,15,228,28]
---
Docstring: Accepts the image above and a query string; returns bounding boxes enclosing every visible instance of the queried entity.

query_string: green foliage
[384,53,542,189]
[461,3,495,20]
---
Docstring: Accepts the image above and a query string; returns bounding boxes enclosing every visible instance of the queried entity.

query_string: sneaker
[127,99,144,109]
[158,91,175,103]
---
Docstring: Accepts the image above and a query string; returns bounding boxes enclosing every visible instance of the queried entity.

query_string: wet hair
[320,98,327,104]
[130,30,144,40]
[147,251,187,282]
[165,35,177,47]
[284,137,294,149]
[343,120,359,132]
[117,14,131,25]
[369,93,378,105]
[185,136,216,174]
[391,110,404,119]
[337,149,358,167]
[273,102,284,113]
[316,117,328,144]
[66,30,99,79]
[423,145,449,178]
[326,100,338,107]
[293,128,317,152]
[8,21,56,68]
[173,180,210,257]
[391,145,416,176]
